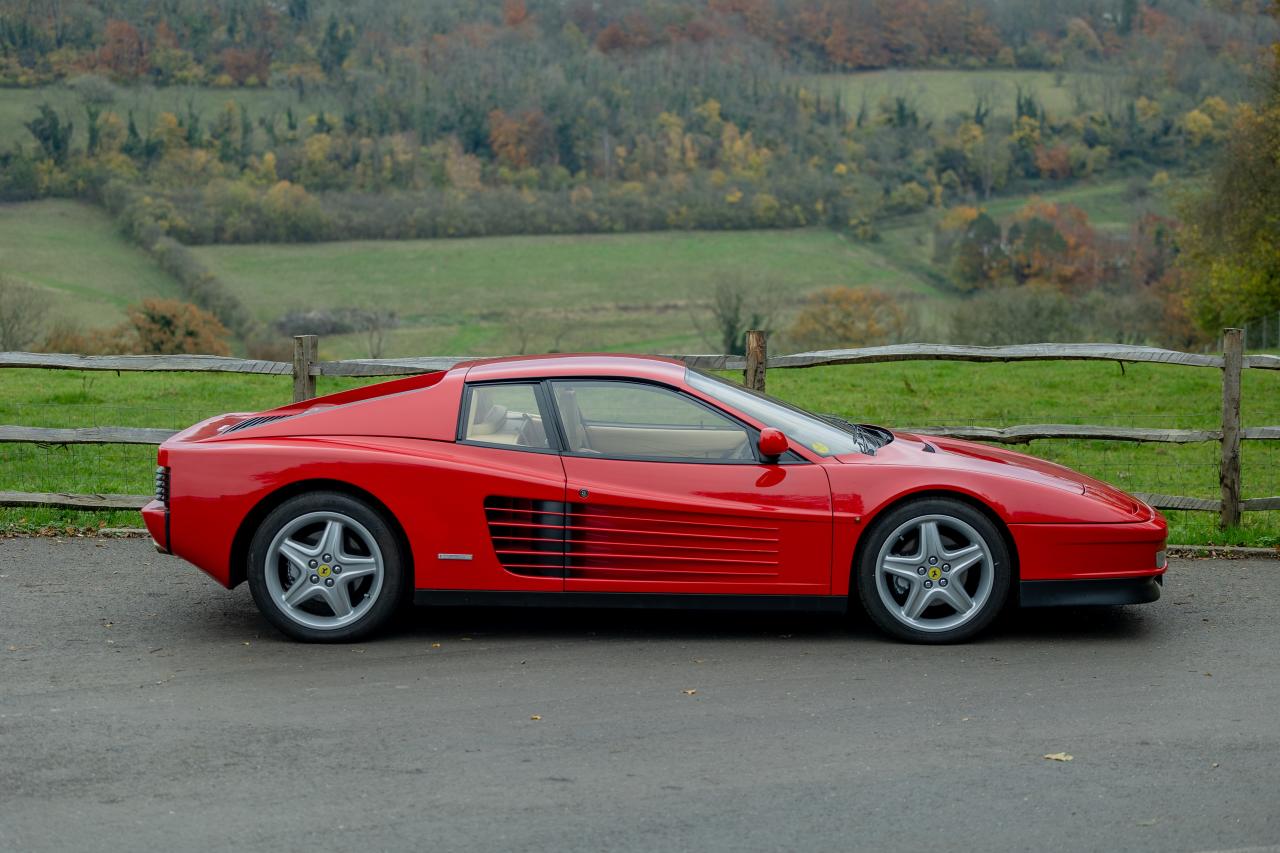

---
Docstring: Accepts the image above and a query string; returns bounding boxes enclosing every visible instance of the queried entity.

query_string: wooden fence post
[744,329,767,392]
[1219,328,1243,529]
[293,335,317,402]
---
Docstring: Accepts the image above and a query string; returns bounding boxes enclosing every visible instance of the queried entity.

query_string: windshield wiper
[818,414,878,455]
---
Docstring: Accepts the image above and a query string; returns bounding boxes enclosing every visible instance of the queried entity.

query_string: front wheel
[247,492,406,642]
[855,498,1011,644]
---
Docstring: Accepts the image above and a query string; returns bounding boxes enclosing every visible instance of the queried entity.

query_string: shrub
[67,74,119,105]
[948,287,1080,345]
[125,299,231,355]
[0,276,48,350]
[271,308,359,337]
[787,287,911,351]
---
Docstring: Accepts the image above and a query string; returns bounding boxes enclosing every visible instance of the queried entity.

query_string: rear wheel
[855,498,1011,644]
[247,492,406,642]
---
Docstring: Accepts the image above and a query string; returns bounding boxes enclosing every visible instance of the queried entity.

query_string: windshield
[686,369,867,457]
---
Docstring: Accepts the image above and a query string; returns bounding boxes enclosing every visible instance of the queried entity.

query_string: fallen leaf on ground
[1043,752,1074,762]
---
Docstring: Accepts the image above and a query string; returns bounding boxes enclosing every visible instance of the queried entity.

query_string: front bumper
[1009,514,1167,582]
[1020,574,1163,607]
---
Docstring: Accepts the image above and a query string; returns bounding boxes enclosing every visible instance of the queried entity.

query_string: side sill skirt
[413,590,849,614]
[1020,575,1163,608]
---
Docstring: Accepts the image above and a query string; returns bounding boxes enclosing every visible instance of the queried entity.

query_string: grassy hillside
[866,177,1168,290]
[193,229,945,358]
[0,179,1164,359]
[1,361,1275,547]
[0,200,181,327]
[808,69,1102,123]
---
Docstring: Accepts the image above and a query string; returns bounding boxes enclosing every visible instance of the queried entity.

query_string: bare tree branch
[0,276,49,351]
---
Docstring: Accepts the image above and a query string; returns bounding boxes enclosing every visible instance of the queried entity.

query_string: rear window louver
[222,414,294,434]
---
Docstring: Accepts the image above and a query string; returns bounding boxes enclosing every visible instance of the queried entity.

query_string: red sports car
[143,354,1167,643]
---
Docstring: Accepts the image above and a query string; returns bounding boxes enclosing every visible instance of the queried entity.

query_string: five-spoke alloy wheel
[855,498,1011,643]
[248,492,406,642]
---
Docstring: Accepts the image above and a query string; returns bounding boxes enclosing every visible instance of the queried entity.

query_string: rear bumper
[1020,574,1163,607]
[142,499,169,553]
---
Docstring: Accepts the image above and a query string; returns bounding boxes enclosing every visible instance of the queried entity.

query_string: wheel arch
[228,478,414,589]
[848,488,1020,596]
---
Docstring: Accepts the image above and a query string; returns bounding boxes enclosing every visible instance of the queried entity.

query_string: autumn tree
[488,109,554,169]
[503,0,529,28]
[99,20,148,79]
[947,212,1008,291]
[125,299,231,356]
[787,287,910,351]
[1177,17,1280,333]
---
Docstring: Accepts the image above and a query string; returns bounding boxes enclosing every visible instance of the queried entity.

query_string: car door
[427,380,566,592]
[549,379,833,596]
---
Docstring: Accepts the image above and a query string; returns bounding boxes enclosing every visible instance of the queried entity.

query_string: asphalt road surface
[2,538,1279,853]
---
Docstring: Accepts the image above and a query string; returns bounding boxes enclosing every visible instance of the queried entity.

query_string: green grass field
[808,69,1103,123]
[1,200,945,357]
[2,361,1276,546]
[0,182,1157,363]
[0,200,182,327]
[193,228,943,358]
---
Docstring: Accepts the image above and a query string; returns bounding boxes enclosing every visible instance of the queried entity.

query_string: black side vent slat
[223,414,293,434]
[484,496,566,578]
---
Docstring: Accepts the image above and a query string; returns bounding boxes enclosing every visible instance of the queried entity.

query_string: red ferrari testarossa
[144,354,1166,643]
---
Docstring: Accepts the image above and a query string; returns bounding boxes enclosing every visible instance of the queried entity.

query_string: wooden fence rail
[2,328,1277,529]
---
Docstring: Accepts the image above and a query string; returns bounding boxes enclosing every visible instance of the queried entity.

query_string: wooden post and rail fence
[1,328,1277,529]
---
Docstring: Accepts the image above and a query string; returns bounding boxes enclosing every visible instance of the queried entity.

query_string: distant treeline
[0,0,1276,344]
[1,0,1273,85]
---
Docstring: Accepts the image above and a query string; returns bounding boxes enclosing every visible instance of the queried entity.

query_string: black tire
[247,491,407,643]
[854,497,1011,644]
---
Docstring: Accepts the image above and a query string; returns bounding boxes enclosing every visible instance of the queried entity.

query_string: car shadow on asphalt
[371,601,1158,646]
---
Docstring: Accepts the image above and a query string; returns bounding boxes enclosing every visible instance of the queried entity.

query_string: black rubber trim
[1020,575,1163,608]
[414,590,848,613]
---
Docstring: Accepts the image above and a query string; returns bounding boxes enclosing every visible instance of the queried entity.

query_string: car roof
[460,353,690,383]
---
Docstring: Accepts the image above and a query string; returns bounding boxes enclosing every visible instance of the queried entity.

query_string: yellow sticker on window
[811,442,829,454]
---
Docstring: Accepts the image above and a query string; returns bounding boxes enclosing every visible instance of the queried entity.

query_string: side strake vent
[484,497,567,578]
[483,497,781,582]
[222,414,294,434]
[567,503,780,582]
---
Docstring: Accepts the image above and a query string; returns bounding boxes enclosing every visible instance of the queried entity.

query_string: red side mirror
[758,427,789,459]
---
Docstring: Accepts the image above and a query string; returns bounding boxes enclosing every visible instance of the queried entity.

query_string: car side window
[551,380,753,462]
[462,383,551,450]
